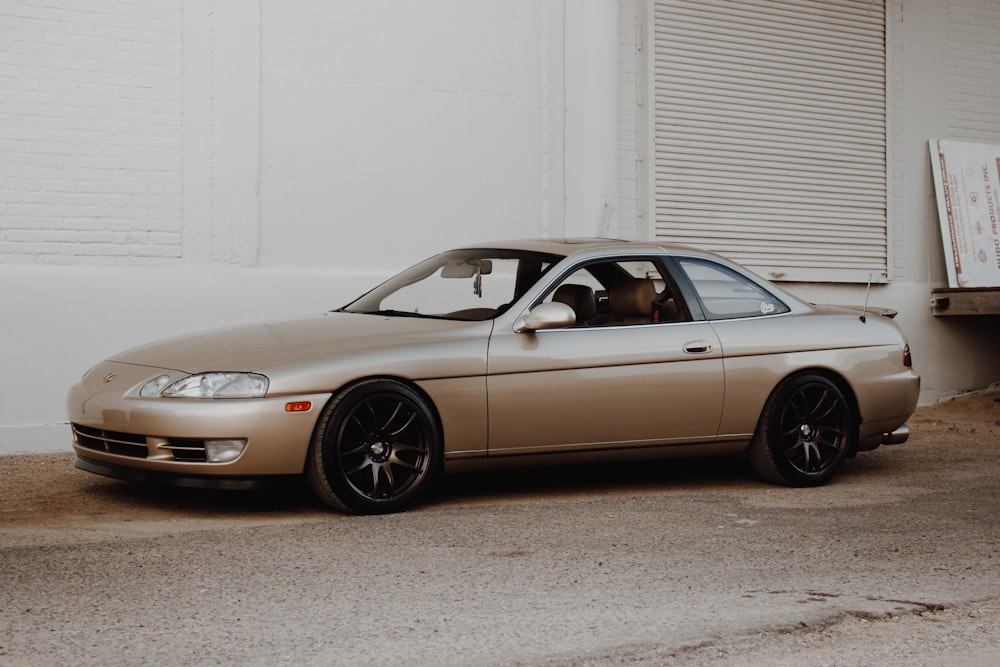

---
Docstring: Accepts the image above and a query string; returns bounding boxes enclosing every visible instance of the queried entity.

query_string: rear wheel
[749,374,853,486]
[306,379,442,514]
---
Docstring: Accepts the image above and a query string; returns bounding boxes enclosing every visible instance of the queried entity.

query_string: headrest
[552,284,596,322]
[609,278,655,316]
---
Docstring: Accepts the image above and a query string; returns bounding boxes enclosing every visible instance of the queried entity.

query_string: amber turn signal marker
[285,401,312,412]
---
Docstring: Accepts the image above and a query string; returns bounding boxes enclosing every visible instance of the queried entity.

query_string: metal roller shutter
[653,0,887,283]
[947,0,1000,141]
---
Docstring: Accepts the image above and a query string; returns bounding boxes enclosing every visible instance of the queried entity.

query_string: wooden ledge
[931,288,1000,316]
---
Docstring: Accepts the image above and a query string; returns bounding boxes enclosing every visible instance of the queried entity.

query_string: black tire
[306,379,442,514]
[748,373,854,486]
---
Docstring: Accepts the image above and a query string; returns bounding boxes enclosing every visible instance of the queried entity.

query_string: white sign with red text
[930,139,1000,288]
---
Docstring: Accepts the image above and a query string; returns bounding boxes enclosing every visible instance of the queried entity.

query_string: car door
[485,258,725,455]
[667,254,801,440]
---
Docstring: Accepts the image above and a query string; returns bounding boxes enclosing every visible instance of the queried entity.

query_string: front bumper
[68,361,330,477]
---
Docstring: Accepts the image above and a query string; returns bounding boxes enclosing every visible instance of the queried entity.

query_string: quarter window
[677,258,789,320]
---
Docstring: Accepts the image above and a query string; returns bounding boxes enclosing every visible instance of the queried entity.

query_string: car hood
[109,311,490,373]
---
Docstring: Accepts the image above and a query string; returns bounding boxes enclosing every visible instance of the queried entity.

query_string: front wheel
[306,379,442,514]
[749,374,854,486]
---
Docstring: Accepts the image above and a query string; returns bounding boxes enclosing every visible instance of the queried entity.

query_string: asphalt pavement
[1,390,998,665]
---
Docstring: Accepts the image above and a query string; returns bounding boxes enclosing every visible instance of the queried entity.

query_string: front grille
[73,425,210,462]
[72,424,148,458]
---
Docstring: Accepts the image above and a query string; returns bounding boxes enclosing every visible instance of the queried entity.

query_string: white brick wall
[0,0,183,265]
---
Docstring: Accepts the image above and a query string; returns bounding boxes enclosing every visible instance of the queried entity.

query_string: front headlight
[139,374,171,397]
[156,372,269,399]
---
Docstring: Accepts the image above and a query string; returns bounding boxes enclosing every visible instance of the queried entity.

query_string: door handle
[683,340,713,354]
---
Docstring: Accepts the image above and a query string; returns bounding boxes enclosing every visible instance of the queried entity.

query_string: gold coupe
[69,240,919,513]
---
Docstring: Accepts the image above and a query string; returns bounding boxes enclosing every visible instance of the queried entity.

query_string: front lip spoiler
[881,424,910,446]
[74,455,298,491]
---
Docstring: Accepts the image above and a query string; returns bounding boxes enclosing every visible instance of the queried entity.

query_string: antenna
[860,273,872,323]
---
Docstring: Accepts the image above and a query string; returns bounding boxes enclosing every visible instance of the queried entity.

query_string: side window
[543,259,688,326]
[677,258,789,320]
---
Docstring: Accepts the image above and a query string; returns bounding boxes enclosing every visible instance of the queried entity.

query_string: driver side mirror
[517,302,576,332]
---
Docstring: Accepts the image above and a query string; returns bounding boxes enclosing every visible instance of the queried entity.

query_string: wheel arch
[308,374,447,452]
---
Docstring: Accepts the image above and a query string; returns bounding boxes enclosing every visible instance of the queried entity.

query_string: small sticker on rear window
[760,302,777,314]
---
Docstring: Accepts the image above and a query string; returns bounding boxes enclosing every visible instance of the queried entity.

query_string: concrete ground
[1,388,998,665]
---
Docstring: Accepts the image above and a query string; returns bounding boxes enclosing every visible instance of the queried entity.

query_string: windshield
[342,249,561,321]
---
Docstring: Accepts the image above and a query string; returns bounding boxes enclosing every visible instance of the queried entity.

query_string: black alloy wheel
[307,379,442,514]
[749,373,853,486]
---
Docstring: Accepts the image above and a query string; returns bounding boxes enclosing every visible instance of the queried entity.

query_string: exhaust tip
[882,424,910,446]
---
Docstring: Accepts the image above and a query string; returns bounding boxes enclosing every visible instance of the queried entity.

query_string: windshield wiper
[355,309,441,319]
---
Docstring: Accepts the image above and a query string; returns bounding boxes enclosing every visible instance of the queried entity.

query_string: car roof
[457,238,700,258]
[455,238,809,310]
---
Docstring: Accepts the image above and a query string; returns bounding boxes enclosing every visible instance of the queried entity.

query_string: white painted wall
[1,0,998,455]
[1,0,621,453]
[259,1,546,267]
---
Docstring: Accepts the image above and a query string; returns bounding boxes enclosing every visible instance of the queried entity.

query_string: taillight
[903,343,912,368]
